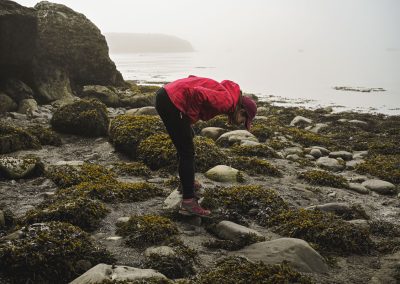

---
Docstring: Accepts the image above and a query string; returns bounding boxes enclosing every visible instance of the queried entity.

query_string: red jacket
[164,75,241,124]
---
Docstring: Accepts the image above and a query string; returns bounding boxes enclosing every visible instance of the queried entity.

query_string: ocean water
[110,50,400,115]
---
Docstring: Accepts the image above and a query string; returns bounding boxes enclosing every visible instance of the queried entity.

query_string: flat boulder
[200,127,226,140]
[329,151,353,161]
[70,264,166,284]
[216,130,258,147]
[205,165,242,182]
[348,183,369,194]
[234,238,329,273]
[361,179,396,195]
[316,157,345,172]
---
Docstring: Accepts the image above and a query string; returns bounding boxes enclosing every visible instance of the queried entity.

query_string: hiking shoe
[179,198,211,217]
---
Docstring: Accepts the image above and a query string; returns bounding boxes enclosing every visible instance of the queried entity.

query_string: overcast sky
[13,0,400,53]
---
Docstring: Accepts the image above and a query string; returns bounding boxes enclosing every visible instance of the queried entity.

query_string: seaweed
[203,233,266,251]
[111,161,151,177]
[0,122,40,154]
[230,156,282,177]
[356,154,400,184]
[230,144,279,158]
[26,125,62,146]
[298,170,349,188]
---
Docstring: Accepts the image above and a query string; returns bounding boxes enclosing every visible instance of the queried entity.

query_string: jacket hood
[221,80,241,104]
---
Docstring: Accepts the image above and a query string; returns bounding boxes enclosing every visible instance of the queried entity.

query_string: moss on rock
[22,196,109,231]
[269,209,373,254]
[26,125,62,146]
[230,144,279,158]
[249,121,275,142]
[138,134,228,172]
[356,154,400,184]
[193,115,238,133]
[51,99,109,137]
[195,256,313,284]
[108,114,165,157]
[203,233,266,251]
[231,156,282,177]
[202,185,288,225]
[116,215,179,248]
[298,170,349,188]
[0,222,114,283]
[284,127,332,147]
[0,123,40,154]
[144,242,198,279]
[112,161,151,177]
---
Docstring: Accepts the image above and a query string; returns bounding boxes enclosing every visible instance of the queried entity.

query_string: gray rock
[338,119,348,123]
[163,189,182,210]
[310,148,322,158]
[254,115,268,122]
[215,221,263,243]
[205,165,242,182]
[310,146,330,156]
[353,151,368,159]
[329,151,353,161]
[9,112,27,120]
[305,123,329,134]
[316,157,345,172]
[361,179,396,195]
[347,219,370,230]
[144,246,176,257]
[305,154,315,160]
[18,98,38,115]
[118,92,156,108]
[70,264,166,284]
[286,154,301,161]
[55,160,84,166]
[234,238,328,273]
[200,127,226,140]
[82,85,120,107]
[0,94,17,113]
[290,116,313,127]
[126,106,158,116]
[240,140,261,146]
[306,202,365,218]
[346,159,364,170]
[349,119,368,126]
[0,157,38,179]
[348,183,370,194]
[216,130,258,147]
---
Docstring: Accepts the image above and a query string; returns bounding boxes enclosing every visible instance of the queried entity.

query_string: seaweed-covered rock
[0,123,40,154]
[0,207,14,236]
[26,124,62,146]
[138,134,228,172]
[356,155,400,185]
[17,98,38,114]
[231,156,282,177]
[51,99,109,137]
[284,127,332,147]
[195,256,313,284]
[0,222,114,283]
[230,144,279,158]
[202,185,288,225]
[235,238,328,274]
[269,209,373,254]
[305,203,369,220]
[144,242,197,279]
[116,215,178,247]
[200,127,226,140]
[81,85,120,107]
[22,196,109,231]
[70,264,167,284]
[298,170,349,188]
[108,114,165,158]
[111,161,151,177]
[0,156,42,179]
[0,93,17,113]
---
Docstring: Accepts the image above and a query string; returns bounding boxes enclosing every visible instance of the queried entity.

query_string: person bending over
[155,75,257,217]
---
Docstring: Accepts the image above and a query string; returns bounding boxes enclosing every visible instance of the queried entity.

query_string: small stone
[328,192,337,198]
[214,221,264,243]
[147,178,165,183]
[329,151,353,161]
[240,140,261,146]
[283,147,303,156]
[338,119,348,123]
[305,154,315,161]
[353,151,368,159]
[205,165,242,183]
[200,127,226,140]
[346,160,364,170]
[316,157,345,172]
[54,160,84,166]
[348,183,369,194]
[117,217,130,223]
[310,146,330,156]
[362,179,396,195]
[310,149,322,158]
[105,236,123,241]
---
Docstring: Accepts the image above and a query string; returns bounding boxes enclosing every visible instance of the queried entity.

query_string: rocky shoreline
[1,1,400,283]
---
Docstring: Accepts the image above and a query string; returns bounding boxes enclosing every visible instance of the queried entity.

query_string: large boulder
[32,2,125,102]
[0,1,37,80]
[50,99,109,137]
[0,93,17,113]
[234,238,329,274]
[0,123,40,154]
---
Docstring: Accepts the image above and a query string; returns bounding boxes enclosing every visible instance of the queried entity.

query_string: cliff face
[0,0,125,104]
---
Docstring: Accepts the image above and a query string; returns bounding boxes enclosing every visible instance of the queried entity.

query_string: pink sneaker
[179,198,211,217]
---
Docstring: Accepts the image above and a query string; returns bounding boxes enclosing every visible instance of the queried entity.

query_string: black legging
[155,87,195,199]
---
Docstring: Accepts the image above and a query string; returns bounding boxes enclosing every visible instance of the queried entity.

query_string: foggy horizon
[13,0,400,53]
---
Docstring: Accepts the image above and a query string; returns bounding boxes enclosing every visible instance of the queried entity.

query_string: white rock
[0,157,38,179]
[105,236,123,241]
[353,151,368,159]
[361,179,396,195]
[70,264,166,284]
[117,217,130,223]
[216,130,258,147]
[305,154,315,160]
[205,165,242,182]
[316,157,345,172]
[240,140,261,146]
[234,238,329,273]
[200,127,226,140]
[18,98,38,115]
[305,123,329,134]
[215,221,264,243]
[163,189,182,210]
[349,119,368,126]
[254,115,268,121]
[290,116,313,127]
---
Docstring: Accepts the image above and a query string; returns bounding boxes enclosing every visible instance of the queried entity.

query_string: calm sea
[110,50,400,115]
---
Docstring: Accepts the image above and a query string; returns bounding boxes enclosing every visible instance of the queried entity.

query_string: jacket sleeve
[191,86,234,114]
